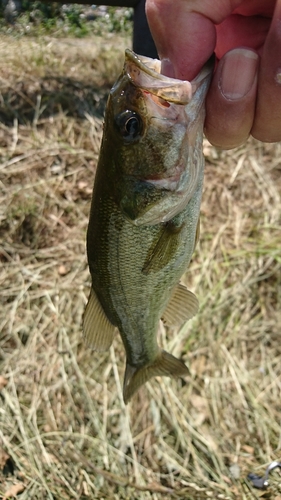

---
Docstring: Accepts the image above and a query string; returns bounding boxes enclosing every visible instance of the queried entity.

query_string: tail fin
[123,350,189,404]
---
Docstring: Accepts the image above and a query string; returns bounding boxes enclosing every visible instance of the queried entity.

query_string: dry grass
[0,34,281,500]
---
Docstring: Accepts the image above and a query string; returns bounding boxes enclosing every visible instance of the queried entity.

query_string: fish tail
[123,350,189,404]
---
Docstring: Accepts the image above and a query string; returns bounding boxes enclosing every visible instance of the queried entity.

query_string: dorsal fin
[162,283,198,327]
[83,288,115,350]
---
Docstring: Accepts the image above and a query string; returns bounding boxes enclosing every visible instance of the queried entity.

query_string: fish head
[105,49,214,225]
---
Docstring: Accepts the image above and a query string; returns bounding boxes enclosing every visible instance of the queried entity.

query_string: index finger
[145,0,242,79]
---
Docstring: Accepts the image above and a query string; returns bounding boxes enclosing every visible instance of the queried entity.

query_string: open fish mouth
[124,49,194,105]
[124,49,213,105]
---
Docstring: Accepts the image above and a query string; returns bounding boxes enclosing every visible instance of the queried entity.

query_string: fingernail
[220,49,259,100]
[161,58,175,78]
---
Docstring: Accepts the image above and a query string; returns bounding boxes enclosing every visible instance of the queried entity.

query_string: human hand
[146,0,281,148]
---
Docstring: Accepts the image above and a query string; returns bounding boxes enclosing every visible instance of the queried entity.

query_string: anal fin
[123,350,189,404]
[83,288,115,350]
[162,283,198,327]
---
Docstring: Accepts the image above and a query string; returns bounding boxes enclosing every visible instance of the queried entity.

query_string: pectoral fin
[162,283,199,327]
[83,288,115,350]
[123,350,189,404]
[142,220,184,275]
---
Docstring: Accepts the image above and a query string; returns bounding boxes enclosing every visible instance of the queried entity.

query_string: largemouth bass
[84,50,213,403]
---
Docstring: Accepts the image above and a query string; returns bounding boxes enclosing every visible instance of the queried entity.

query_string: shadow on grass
[0,75,110,125]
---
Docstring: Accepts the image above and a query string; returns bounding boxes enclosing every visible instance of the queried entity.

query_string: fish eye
[115,110,142,142]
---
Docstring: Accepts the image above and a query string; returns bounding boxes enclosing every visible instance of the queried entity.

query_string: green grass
[0,4,133,39]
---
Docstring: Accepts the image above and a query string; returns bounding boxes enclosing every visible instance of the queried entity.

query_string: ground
[0,33,281,500]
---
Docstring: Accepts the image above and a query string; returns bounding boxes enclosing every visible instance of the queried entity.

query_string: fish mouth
[124,49,213,105]
[124,49,192,105]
